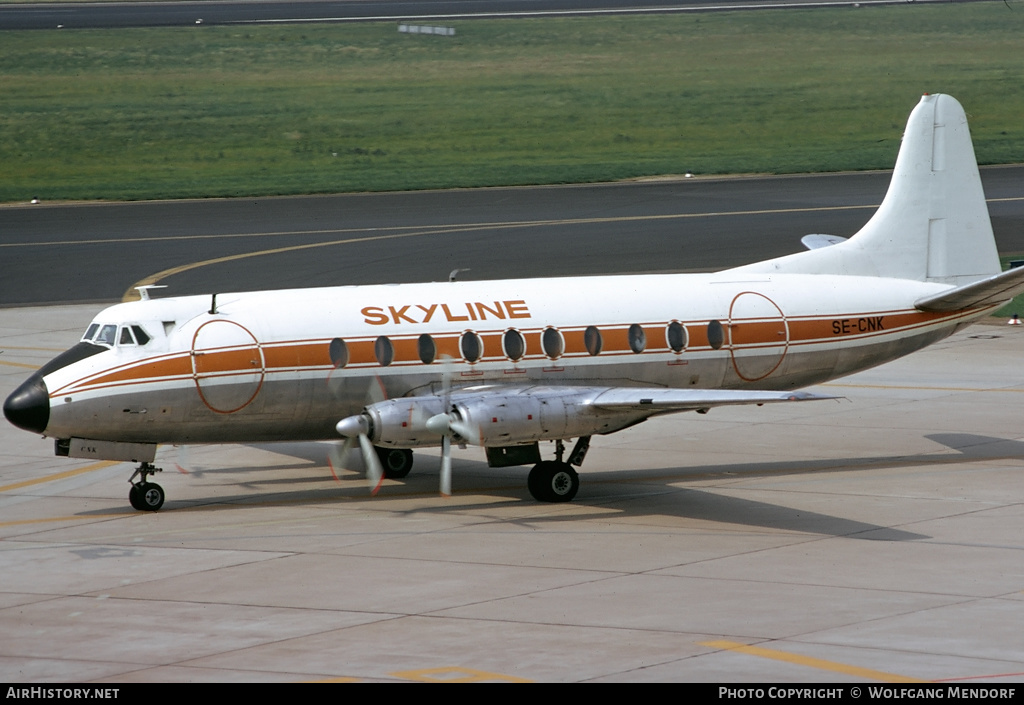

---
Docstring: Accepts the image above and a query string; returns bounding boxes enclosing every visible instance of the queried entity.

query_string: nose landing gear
[128,462,164,511]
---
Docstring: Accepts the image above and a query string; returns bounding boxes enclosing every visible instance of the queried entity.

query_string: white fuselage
[39,270,987,446]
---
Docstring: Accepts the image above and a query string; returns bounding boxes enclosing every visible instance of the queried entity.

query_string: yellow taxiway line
[701,640,925,682]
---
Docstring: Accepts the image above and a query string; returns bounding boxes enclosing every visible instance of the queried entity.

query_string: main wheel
[376,447,413,479]
[136,482,165,512]
[527,461,579,503]
[128,484,144,510]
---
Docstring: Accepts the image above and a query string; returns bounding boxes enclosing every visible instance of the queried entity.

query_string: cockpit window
[131,325,151,346]
[95,324,117,346]
[84,322,152,347]
[116,325,153,347]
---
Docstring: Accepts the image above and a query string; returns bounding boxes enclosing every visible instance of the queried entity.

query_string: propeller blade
[327,437,357,482]
[429,355,458,496]
[359,433,384,495]
[447,418,478,444]
[174,445,191,474]
[440,435,452,497]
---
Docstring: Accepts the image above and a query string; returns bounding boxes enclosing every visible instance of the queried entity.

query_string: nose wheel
[128,462,165,511]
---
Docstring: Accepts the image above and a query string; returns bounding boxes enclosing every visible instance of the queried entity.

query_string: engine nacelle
[355,388,645,449]
[452,391,631,446]
[361,397,448,447]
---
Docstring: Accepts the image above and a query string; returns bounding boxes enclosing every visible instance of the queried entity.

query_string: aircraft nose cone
[3,375,50,434]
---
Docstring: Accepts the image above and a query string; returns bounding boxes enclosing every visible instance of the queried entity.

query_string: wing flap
[915,267,1024,313]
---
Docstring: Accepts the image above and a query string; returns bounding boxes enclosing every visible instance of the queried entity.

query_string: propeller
[335,414,385,495]
[326,361,387,491]
[425,355,459,497]
[424,397,477,497]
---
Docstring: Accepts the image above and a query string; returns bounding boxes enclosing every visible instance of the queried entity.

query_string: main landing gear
[128,462,164,512]
[527,437,590,503]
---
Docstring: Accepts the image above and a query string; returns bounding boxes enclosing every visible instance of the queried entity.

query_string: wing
[588,387,833,414]
[336,384,838,496]
[338,384,837,451]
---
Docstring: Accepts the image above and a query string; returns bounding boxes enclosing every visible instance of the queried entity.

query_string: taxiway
[1,304,1022,681]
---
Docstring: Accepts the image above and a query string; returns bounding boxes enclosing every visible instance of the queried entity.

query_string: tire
[137,482,165,511]
[129,484,144,510]
[528,461,579,503]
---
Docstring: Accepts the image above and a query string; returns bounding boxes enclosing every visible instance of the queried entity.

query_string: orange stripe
[49,308,981,396]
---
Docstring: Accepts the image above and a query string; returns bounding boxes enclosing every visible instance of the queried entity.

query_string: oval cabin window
[329,338,349,368]
[375,336,394,367]
[707,320,725,350]
[667,321,687,353]
[628,324,646,353]
[503,329,526,362]
[461,331,482,363]
[418,334,437,364]
[542,328,564,360]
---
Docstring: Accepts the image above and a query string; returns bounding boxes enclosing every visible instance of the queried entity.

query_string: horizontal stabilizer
[801,234,847,250]
[590,388,836,412]
[915,267,1024,313]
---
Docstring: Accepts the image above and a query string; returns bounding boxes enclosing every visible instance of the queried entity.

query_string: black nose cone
[4,375,50,434]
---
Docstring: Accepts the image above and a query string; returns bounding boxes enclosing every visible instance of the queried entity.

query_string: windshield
[82,323,146,348]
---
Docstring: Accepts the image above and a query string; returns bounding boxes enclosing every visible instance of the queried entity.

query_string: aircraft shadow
[80,432,1024,541]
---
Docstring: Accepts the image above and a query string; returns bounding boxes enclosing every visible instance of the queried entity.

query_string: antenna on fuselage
[449,268,470,282]
[135,285,167,301]
[210,294,218,315]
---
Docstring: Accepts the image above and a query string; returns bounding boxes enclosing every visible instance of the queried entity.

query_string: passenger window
[503,329,525,362]
[375,336,394,367]
[584,326,602,356]
[418,334,437,364]
[542,328,564,360]
[460,331,482,363]
[667,321,687,353]
[329,338,349,368]
[707,320,725,350]
[628,324,646,353]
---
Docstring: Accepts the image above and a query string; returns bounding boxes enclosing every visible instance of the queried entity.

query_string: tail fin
[736,94,1000,284]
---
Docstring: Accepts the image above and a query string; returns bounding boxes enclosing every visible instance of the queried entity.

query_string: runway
[3,169,1024,681]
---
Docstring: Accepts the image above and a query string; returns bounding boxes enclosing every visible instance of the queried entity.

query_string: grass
[1,3,1023,202]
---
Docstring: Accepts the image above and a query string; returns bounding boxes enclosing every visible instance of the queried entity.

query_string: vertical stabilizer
[850,94,999,284]
[733,94,1000,284]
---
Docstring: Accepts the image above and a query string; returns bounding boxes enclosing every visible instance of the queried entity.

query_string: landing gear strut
[128,462,164,511]
[527,437,590,503]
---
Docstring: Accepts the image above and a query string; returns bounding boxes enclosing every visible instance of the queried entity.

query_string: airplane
[6,93,1024,512]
